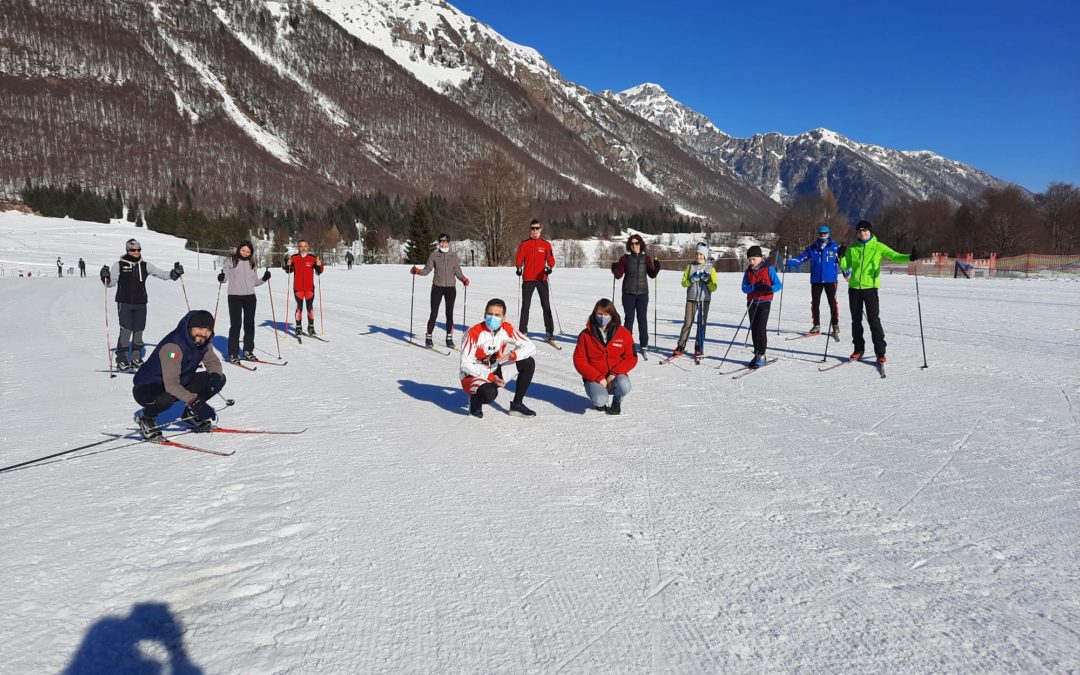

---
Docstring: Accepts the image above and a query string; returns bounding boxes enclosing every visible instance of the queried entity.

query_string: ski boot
[115,356,131,372]
[130,354,144,368]
[508,401,536,418]
[829,324,840,340]
[753,353,767,368]
[850,352,863,360]
[808,324,821,334]
[424,334,434,348]
[606,398,622,415]
[446,335,456,350]
[243,350,256,361]
[228,354,241,365]
[469,395,484,419]
[307,325,316,337]
[137,413,161,440]
[876,355,887,364]
[182,405,215,432]
[294,322,303,336]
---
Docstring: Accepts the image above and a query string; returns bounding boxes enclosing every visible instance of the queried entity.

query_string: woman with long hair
[572,298,638,415]
[217,239,270,363]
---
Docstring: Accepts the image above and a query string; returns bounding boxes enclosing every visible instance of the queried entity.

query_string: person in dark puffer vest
[611,233,661,355]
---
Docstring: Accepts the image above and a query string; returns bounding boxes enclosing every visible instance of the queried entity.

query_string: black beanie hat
[187,310,215,332]
[856,219,873,232]
[746,245,763,259]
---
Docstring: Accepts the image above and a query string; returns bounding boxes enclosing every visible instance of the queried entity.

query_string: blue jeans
[584,375,632,406]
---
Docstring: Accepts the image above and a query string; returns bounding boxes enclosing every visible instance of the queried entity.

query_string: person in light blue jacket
[785,224,843,338]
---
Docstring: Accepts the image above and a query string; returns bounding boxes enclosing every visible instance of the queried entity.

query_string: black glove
[909,246,920,262]
[170,262,184,280]
[99,265,110,285]
[206,372,226,396]
[515,267,523,277]
[837,245,847,258]
[262,269,271,282]
[217,272,225,283]
[543,266,553,275]
[753,281,772,293]
[610,262,618,273]
[188,399,216,424]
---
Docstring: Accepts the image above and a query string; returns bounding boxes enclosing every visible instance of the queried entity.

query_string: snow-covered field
[1,211,1079,673]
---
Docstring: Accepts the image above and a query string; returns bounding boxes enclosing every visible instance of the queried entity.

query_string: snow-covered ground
[1,211,1079,672]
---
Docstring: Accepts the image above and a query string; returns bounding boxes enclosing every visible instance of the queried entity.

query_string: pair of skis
[126,425,309,457]
[227,358,289,371]
[717,358,779,378]
[819,357,886,378]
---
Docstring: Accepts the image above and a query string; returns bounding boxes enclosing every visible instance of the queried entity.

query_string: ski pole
[266,273,282,360]
[180,275,191,312]
[212,280,223,323]
[611,274,616,301]
[409,271,416,344]
[103,283,115,378]
[914,255,929,369]
[549,280,563,335]
[716,303,750,371]
[461,281,467,334]
[516,272,522,324]
[775,246,787,335]
[215,392,236,407]
[284,271,292,337]
[653,269,658,354]
[820,302,835,363]
[318,272,324,336]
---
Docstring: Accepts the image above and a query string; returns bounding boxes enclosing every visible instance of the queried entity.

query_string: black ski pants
[472,357,535,407]
[227,294,257,356]
[426,286,457,335]
[133,371,226,417]
[520,281,554,337]
[849,288,887,357]
[116,302,148,357]
[622,293,650,349]
[748,301,772,355]
[810,282,839,326]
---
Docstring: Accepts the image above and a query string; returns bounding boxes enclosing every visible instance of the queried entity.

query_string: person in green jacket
[839,220,919,363]
[673,243,718,359]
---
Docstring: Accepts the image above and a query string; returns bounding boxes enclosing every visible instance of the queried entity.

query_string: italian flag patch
[166,350,180,360]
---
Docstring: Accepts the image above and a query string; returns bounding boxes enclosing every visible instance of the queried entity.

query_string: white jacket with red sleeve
[459,320,536,390]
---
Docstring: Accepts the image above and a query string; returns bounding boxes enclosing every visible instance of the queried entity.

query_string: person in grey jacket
[100,238,182,370]
[611,233,661,354]
[217,239,270,363]
[674,243,718,359]
[411,233,470,349]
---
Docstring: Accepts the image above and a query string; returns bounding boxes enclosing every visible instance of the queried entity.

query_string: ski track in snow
[2,211,1080,672]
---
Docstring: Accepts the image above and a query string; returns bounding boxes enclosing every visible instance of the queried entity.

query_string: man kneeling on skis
[132,310,226,439]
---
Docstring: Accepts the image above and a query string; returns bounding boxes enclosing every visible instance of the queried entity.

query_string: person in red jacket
[284,239,323,337]
[515,219,557,343]
[573,298,638,415]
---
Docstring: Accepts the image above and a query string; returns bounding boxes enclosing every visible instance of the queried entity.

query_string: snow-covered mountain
[609,84,1011,219]
[0,0,778,226]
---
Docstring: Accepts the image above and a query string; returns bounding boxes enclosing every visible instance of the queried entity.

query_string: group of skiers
[103,218,917,436]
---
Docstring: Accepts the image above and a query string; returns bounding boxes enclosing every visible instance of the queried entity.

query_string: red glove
[463,277,470,286]
[410,267,419,275]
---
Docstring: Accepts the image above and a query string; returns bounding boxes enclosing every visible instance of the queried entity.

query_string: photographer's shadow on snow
[63,602,203,674]
[398,379,590,415]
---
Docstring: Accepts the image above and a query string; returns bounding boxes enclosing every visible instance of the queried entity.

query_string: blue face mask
[484,314,502,331]
[594,314,611,328]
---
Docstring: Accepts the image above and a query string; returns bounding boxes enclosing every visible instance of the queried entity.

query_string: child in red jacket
[573,298,638,415]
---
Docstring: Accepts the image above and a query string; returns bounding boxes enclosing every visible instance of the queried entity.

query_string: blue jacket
[786,238,841,283]
[134,311,215,391]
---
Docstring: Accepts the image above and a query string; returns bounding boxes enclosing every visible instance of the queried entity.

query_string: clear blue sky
[452,0,1079,192]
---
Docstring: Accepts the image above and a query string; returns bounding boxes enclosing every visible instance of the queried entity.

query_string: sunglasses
[530,226,541,230]
[128,248,141,252]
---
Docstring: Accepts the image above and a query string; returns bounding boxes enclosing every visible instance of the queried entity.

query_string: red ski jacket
[287,253,323,293]
[573,323,637,383]
[515,237,556,282]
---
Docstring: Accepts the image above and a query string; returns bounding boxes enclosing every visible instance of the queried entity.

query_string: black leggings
[473,357,535,405]
[748,301,772,355]
[520,281,554,336]
[810,282,839,325]
[133,371,226,417]
[849,288,886,357]
[228,294,257,356]
[426,286,457,335]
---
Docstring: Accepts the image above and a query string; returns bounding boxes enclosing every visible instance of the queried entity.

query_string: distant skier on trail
[78,257,86,277]
[460,298,538,418]
[56,257,63,277]
[610,233,661,355]
[573,298,638,415]
[515,219,557,345]
[100,238,183,371]
[839,220,918,364]
[784,224,842,339]
[132,309,226,439]
[742,245,783,368]
[671,243,717,361]
[217,239,270,363]
[411,233,469,349]
[345,251,354,270]
[283,240,323,337]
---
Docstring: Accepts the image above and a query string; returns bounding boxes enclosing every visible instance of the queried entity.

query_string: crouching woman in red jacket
[573,298,638,415]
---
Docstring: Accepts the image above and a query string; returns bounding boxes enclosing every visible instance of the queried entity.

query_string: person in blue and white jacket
[784,224,843,338]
